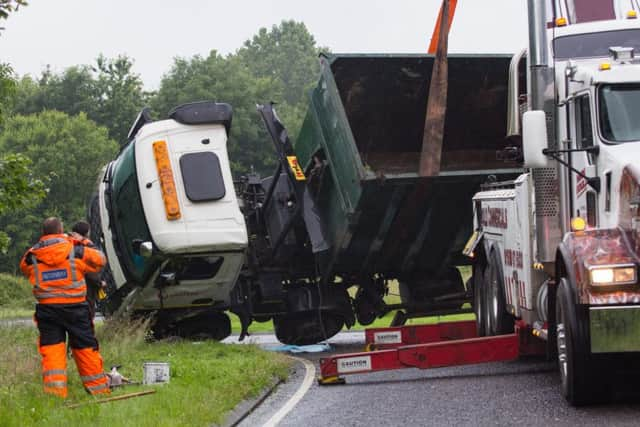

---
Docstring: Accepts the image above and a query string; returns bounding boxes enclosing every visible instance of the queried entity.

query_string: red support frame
[364,320,478,350]
[319,320,545,384]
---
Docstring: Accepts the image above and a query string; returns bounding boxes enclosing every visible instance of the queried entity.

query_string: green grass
[0,273,34,318]
[0,318,290,427]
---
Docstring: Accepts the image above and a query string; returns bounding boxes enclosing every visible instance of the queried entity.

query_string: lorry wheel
[167,311,232,341]
[556,278,607,405]
[472,262,487,336]
[354,286,382,326]
[484,250,513,336]
[273,312,344,345]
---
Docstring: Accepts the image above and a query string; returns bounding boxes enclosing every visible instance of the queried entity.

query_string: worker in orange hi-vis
[20,217,110,398]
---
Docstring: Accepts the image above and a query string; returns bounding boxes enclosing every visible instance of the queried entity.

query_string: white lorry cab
[92,101,248,339]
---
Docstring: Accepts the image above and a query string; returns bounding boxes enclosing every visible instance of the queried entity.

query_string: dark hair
[42,217,63,235]
[72,220,91,237]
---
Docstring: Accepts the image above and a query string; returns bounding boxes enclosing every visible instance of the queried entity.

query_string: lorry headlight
[589,265,637,286]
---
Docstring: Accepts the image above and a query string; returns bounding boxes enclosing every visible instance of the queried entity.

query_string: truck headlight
[589,265,637,286]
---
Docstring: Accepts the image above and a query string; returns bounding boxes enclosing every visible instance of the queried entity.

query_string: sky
[0,0,529,90]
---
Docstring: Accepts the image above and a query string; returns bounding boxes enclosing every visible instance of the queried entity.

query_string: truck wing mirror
[522,110,550,168]
[132,239,154,258]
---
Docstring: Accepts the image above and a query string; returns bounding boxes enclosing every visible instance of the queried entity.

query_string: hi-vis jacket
[20,234,106,305]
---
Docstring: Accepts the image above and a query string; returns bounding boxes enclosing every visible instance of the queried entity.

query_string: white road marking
[262,356,315,427]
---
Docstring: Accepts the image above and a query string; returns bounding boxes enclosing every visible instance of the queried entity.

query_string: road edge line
[262,356,315,427]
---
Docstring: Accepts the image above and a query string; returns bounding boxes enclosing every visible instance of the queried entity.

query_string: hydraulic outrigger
[318,320,546,385]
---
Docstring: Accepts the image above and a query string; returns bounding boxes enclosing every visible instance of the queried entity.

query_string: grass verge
[0,317,290,427]
[0,273,34,319]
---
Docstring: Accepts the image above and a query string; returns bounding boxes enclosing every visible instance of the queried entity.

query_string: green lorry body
[294,54,522,279]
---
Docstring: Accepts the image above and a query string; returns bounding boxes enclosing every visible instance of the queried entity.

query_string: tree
[0,63,45,255]
[10,55,148,144]
[92,55,148,143]
[0,111,118,271]
[11,66,97,117]
[236,20,326,138]
[0,0,26,32]
[151,51,280,176]
[151,21,326,176]
[0,62,15,124]
[0,154,45,254]
[237,20,323,107]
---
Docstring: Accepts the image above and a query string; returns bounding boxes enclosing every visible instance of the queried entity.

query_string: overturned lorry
[91,53,522,343]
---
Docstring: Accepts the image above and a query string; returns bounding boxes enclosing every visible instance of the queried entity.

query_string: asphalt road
[228,332,640,427]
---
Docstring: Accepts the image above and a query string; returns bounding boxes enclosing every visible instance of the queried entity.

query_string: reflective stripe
[43,369,66,377]
[48,280,86,291]
[33,238,66,249]
[32,243,87,302]
[35,290,87,301]
[81,373,105,382]
[86,383,109,392]
[69,247,78,283]
[44,380,67,388]
[31,255,41,291]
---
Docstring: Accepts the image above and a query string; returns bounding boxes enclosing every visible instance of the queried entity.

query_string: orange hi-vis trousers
[35,303,109,398]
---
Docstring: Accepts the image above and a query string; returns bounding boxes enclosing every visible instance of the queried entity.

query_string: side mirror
[139,242,154,258]
[156,272,177,287]
[132,239,154,258]
[522,110,550,168]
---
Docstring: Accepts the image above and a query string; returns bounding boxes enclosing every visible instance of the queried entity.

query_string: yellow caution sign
[287,156,306,181]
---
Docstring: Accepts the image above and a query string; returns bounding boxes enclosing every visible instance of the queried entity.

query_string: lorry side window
[180,152,226,202]
[575,95,595,163]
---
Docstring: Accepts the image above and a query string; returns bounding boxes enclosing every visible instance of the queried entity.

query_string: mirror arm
[542,149,601,192]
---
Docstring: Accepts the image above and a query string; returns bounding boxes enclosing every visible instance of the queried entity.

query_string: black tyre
[273,311,344,345]
[484,250,513,336]
[472,262,487,336]
[556,278,607,405]
[156,311,232,341]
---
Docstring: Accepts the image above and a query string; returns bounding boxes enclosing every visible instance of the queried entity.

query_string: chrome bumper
[590,306,640,353]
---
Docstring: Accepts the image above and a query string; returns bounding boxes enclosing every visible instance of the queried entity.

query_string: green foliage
[0,273,32,309]
[0,0,26,25]
[0,153,45,215]
[12,66,97,117]
[0,111,118,271]
[152,52,280,176]
[93,55,149,143]
[10,55,148,144]
[0,322,289,427]
[238,20,323,106]
[0,62,16,123]
[152,20,325,177]
[0,154,46,253]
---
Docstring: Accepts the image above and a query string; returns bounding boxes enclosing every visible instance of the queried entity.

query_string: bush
[0,273,33,309]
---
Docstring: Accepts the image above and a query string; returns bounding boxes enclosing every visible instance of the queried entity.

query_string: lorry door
[570,93,598,228]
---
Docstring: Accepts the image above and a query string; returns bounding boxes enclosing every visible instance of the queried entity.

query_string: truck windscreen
[554,29,640,60]
[599,84,640,143]
[109,141,160,282]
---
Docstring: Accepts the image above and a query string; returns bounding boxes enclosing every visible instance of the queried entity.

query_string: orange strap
[428,0,457,54]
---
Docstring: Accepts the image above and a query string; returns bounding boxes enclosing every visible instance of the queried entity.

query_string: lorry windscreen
[554,29,640,60]
[599,84,640,143]
[109,140,160,282]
